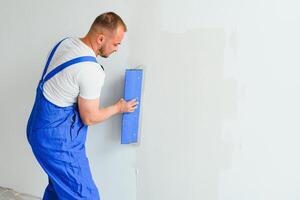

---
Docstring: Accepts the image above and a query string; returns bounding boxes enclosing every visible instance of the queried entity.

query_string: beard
[98,47,108,58]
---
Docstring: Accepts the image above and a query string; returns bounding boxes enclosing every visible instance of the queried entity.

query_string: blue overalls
[26,38,100,200]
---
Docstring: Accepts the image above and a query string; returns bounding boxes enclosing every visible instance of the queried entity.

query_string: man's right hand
[116,98,138,113]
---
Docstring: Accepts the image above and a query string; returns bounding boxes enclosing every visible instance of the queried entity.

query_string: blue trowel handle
[121,69,143,144]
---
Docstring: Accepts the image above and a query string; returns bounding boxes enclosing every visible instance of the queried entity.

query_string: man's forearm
[79,98,137,126]
[87,104,120,125]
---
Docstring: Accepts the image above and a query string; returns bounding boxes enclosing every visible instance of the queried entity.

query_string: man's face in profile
[99,27,125,58]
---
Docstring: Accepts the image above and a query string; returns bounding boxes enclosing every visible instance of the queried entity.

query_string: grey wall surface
[1,0,300,200]
[129,0,300,199]
[0,1,137,199]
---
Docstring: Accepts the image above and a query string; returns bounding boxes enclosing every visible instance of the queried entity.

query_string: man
[26,12,137,200]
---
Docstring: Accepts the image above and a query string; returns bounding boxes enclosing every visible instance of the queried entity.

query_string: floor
[0,187,41,200]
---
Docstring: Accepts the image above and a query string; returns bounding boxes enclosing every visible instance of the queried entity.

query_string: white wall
[1,0,300,200]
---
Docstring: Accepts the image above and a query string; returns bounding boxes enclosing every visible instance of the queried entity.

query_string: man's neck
[80,36,98,56]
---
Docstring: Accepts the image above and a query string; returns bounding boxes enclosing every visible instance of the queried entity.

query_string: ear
[97,34,105,45]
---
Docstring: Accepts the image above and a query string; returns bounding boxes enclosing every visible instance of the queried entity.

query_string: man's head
[87,12,127,58]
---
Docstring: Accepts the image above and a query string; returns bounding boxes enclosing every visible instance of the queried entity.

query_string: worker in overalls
[26,12,138,200]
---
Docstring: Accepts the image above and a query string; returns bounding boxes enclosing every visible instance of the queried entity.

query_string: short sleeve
[77,65,105,100]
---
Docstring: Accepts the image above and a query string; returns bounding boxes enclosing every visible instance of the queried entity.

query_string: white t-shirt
[43,37,105,107]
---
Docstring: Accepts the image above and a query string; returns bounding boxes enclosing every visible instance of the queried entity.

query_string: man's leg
[62,155,100,200]
[43,178,58,200]
[32,148,100,200]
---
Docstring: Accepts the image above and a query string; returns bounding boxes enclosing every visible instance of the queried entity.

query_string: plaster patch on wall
[130,28,239,200]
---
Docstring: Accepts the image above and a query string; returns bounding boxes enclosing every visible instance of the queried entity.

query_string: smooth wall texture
[1,0,300,200]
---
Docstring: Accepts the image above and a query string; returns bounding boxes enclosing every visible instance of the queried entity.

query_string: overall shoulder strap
[43,56,98,83]
[40,38,68,82]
